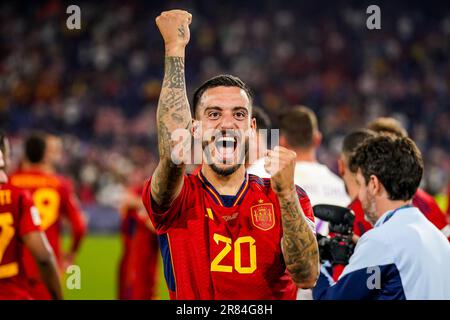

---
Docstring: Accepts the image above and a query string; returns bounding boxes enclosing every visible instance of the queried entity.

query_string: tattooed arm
[151,10,193,210]
[265,146,319,288]
[279,191,319,288]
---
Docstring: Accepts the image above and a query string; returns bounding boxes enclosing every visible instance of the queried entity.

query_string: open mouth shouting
[215,135,238,163]
[203,130,245,166]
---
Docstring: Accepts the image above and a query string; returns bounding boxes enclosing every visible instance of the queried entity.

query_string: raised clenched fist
[265,146,297,196]
[155,10,192,54]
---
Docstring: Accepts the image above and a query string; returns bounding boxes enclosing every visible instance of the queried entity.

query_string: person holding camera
[313,135,450,299]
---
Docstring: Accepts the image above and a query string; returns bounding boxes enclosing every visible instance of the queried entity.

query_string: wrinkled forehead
[196,86,251,117]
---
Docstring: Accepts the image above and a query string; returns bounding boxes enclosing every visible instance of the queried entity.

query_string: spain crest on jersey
[250,202,275,231]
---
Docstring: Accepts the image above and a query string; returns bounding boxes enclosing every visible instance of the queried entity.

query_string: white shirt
[294,161,350,207]
[314,206,450,299]
[247,157,270,178]
[293,161,350,235]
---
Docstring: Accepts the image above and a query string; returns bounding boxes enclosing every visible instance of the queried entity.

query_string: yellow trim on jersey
[206,208,214,221]
[233,178,249,206]
[0,262,19,279]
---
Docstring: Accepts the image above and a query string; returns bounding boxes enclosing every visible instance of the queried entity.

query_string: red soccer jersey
[119,187,159,300]
[0,183,41,300]
[447,183,450,214]
[9,169,86,282]
[142,172,315,300]
[119,207,135,299]
[413,188,450,241]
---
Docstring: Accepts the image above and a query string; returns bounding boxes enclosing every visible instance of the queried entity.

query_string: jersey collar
[197,170,249,207]
[374,204,413,228]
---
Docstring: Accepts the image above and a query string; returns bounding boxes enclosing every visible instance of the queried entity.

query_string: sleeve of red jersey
[413,190,450,241]
[295,185,316,234]
[18,189,42,237]
[61,179,87,252]
[142,175,190,234]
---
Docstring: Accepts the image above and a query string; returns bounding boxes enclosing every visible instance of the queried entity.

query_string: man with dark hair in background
[9,132,86,299]
[279,106,350,234]
[0,132,62,300]
[333,127,449,281]
[367,117,450,241]
[313,135,450,299]
[278,106,350,299]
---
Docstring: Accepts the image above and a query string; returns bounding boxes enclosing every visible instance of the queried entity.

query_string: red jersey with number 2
[142,172,315,300]
[0,183,41,299]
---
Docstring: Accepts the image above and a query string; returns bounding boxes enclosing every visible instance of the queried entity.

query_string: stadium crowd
[1,0,449,228]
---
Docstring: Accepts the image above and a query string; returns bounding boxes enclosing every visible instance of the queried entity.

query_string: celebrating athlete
[142,10,319,300]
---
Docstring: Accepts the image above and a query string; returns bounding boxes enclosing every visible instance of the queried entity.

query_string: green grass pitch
[62,234,169,300]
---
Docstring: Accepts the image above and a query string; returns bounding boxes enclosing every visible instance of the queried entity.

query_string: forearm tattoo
[151,56,192,208]
[279,192,319,286]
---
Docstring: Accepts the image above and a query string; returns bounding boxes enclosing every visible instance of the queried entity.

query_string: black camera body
[313,204,356,265]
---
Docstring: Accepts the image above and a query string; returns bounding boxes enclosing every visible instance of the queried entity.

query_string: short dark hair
[252,106,272,130]
[342,129,377,158]
[279,106,318,149]
[349,135,423,201]
[367,117,408,138]
[192,74,253,117]
[25,132,47,164]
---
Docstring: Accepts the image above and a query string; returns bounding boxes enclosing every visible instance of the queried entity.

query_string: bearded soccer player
[0,133,62,300]
[142,10,319,300]
[10,133,86,299]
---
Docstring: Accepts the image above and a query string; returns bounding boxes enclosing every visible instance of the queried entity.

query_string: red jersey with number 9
[142,172,315,300]
[0,183,41,299]
[9,169,86,281]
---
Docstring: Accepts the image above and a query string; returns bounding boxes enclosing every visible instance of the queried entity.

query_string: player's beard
[362,191,378,225]
[202,132,249,177]
[209,163,242,177]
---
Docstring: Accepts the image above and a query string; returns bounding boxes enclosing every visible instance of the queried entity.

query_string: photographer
[312,135,450,299]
